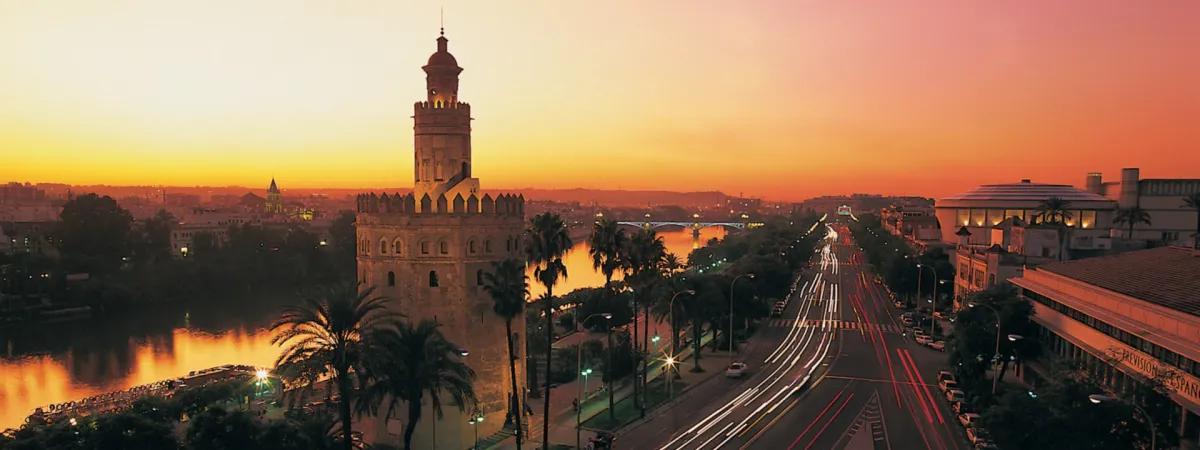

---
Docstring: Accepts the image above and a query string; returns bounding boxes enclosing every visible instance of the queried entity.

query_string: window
[988,209,1004,226]
[439,241,449,254]
[1163,231,1180,242]
[468,240,477,254]
[421,241,430,255]
[387,271,395,287]
[476,269,484,286]
[506,238,512,252]
[380,239,388,254]
[485,240,492,253]
[429,271,439,287]
[393,239,403,255]
[1079,210,1096,229]
[957,209,970,226]
[970,209,986,227]
[1004,209,1025,222]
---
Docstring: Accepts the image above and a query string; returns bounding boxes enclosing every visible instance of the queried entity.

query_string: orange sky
[2,1,1197,201]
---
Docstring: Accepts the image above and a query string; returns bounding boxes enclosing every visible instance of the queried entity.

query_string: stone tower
[355,30,526,449]
[265,178,284,216]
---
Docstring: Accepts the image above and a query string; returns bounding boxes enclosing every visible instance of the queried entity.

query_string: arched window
[379,238,388,254]
[393,239,403,255]
[439,241,449,255]
[468,240,477,254]
[476,269,485,286]
[429,271,439,287]
[420,241,430,255]
[505,238,511,252]
[387,271,396,287]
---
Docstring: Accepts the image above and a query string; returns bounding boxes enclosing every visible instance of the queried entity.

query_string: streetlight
[1089,394,1155,450]
[577,312,611,450]
[668,289,696,358]
[664,355,678,400]
[916,263,924,311]
[730,274,755,356]
[467,411,485,450]
[929,279,947,337]
[968,302,1022,395]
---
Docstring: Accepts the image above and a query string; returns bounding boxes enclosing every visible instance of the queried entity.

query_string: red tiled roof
[1039,246,1200,317]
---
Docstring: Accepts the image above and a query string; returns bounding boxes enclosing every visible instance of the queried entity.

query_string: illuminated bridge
[615,221,758,232]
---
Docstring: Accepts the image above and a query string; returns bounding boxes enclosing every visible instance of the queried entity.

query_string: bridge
[615,221,757,232]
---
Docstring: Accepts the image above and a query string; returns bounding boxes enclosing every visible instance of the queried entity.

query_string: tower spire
[440,7,444,36]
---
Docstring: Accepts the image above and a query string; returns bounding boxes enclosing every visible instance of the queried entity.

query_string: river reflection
[0,227,723,429]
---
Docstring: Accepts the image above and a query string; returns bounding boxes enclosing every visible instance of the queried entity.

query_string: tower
[265,178,284,215]
[355,31,525,449]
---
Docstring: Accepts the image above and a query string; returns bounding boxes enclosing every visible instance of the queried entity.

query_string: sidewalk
[490,325,723,449]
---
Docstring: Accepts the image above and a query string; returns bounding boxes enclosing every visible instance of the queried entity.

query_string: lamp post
[968,302,1009,395]
[577,313,611,450]
[930,279,946,337]
[467,411,484,450]
[1089,394,1155,450]
[730,274,755,356]
[916,263,924,310]
[669,290,697,357]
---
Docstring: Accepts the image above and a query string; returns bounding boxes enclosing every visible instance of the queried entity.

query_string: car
[901,317,914,327]
[915,335,933,345]
[952,400,972,414]
[958,412,982,428]
[937,371,956,384]
[927,341,946,351]
[946,389,966,403]
[725,362,748,378]
[770,306,784,317]
[939,379,959,392]
[893,300,906,308]
[966,427,992,445]
[974,442,999,450]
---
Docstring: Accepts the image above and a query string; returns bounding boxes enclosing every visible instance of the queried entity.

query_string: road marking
[822,375,937,387]
[737,396,801,450]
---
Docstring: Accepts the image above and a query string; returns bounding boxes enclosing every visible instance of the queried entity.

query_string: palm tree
[588,219,627,296]
[524,212,572,447]
[1184,193,1200,249]
[1035,197,1074,260]
[271,284,403,450]
[1033,196,1073,225]
[1113,206,1152,240]
[358,319,476,450]
[482,259,529,449]
[623,228,666,416]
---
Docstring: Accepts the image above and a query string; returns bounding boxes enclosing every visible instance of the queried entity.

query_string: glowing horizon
[2,1,1197,201]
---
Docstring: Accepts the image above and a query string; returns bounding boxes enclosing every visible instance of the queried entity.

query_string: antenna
[440,7,445,36]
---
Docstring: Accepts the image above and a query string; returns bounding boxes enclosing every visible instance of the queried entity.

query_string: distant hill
[511,188,728,208]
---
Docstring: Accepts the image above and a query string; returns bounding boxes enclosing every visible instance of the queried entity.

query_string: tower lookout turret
[413,32,477,207]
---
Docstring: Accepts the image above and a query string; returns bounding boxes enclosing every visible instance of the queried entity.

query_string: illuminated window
[988,209,1004,226]
[1063,211,1078,227]
[970,209,986,227]
[1004,209,1025,222]
[957,209,970,226]
[1080,210,1096,229]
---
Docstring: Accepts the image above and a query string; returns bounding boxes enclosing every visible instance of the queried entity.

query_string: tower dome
[422,31,463,106]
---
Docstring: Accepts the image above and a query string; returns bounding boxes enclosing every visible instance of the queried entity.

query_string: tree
[588,219,627,297]
[56,193,134,271]
[1113,206,1152,240]
[950,285,1037,401]
[328,210,358,275]
[131,209,176,265]
[271,284,403,450]
[358,319,476,450]
[1183,192,1200,248]
[1034,196,1073,224]
[523,212,572,446]
[482,258,528,449]
[185,407,261,450]
[622,227,666,416]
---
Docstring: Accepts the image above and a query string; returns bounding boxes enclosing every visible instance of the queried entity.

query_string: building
[354,30,525,449]
[1011,247,1200,445]
[935,179,1117,249]
[264,178,284,216]
[1087,168,1200,246]
[880,206,942,252]
[169,209,258,257]
[0,183,47,205]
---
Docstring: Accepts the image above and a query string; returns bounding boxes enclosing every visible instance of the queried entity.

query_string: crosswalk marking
[766,318,902,333]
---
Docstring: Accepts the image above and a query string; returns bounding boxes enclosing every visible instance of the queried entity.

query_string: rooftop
[1038,246,1200,317]
[939,180,1112,203]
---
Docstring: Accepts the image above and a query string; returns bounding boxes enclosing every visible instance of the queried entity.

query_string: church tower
[355,31,526,449]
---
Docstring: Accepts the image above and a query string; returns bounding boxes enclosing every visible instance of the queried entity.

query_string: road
[622,222,969,450]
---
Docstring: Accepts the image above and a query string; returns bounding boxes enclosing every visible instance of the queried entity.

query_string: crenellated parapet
[356,192,523,216]
[414,100,470,112]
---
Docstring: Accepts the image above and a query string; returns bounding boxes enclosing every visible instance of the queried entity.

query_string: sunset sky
[2,1,1197,200]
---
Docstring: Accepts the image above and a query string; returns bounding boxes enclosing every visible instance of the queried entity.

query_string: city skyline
[3,1,1198,201]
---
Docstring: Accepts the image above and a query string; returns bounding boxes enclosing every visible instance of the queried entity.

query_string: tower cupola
[423,31,462,107]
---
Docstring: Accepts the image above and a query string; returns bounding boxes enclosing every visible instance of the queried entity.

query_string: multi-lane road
[624,222,970,450]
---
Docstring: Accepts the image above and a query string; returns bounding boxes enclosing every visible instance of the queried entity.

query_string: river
[0,226,724,429]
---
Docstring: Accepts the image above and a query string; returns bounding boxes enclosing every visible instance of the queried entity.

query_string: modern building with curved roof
[935,179,1117,247]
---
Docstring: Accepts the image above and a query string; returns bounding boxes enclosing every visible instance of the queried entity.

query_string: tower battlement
[356,192,523,216]
[414,100,470,111]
